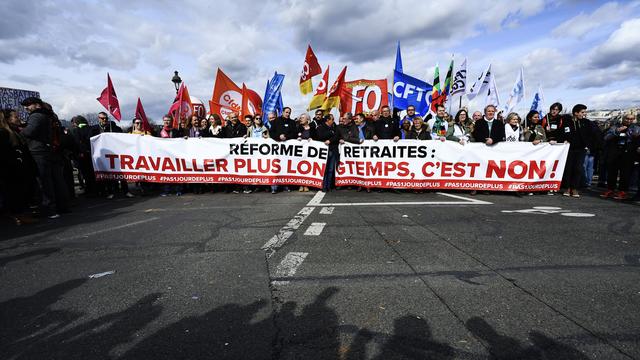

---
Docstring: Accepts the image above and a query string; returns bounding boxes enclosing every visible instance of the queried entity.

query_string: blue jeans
[323,150,338,191]
[583,153,594,187]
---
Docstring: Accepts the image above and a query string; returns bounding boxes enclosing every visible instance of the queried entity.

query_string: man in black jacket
[270,107,297,141]
[561,104,593,197]
[373,105,400,141]
[20,97,69,218]
[353,113,374,142]
[337,112,360,144]
[472,105,505,145]
[316,115,340,192]
[223,112,247,138]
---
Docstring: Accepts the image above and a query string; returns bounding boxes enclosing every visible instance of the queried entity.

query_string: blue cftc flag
[262,72,285,128]
[392,70,433,115]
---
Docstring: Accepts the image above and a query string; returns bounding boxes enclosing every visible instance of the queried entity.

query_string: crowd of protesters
[1,97,639,225]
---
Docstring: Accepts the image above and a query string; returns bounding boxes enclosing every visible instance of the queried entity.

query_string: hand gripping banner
[91,134,327,188]
[336,140,569,192]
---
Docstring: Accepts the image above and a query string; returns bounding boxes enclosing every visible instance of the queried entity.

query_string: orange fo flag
[241,83,263,124]
[169,83,193,128]
[321,66,347,111]
[299,44,322,95]
[210,68,242,119]
[308,65,329,111]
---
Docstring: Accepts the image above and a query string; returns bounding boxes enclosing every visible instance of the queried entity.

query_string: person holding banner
[400,119,413,140]
[316,114,339,192]
[446,110,472,144]
[202,114,224,138]
[523,110,546,145]
[130,118,151,135]
[223,112,247,139]
[472,105,505,146]
[373,106,399,141]
[427,105,449,141]
[353,113,374,141]
[270,107,296,142]
[504,113,524,142]
[189,115,202,138]
[410,117,431,140]
[337,113,360,145]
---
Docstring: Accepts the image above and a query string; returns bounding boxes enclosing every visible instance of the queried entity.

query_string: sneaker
[232,190,240,194]
[48,213,61,219]
[527,192,534,196]
[271,190,277,194]
[562,190,571,197]
[176,192,182,196]
[243,189,252,194]
[570,190,580,198]
[600,190,615,199]
[125,192,135,198]
[160,192,169,197]
[613,191,627,200]
[547,191,555,196]
[106,194,115,199]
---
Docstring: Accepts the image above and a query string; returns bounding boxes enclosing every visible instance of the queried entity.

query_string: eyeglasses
[98,117,107,120]
[625,117,635,120]
[134,121,141,124]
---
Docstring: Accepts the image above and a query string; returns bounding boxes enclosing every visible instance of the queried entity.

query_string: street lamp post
[171,71,182,93]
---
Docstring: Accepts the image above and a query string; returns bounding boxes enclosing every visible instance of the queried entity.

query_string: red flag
[210,68,242,119]
[299,44,322,95]
[135,98,152,133]
[96,73,122,121]
[308,65,329,110]
[241,83,263,124]
[169,83,193,128]
[321,66,347,111]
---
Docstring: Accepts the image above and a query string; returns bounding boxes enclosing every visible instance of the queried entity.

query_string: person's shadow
[466,316,590,360]
[372,315,454,360]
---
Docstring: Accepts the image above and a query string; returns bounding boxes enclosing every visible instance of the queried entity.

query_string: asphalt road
[1,188,639,359]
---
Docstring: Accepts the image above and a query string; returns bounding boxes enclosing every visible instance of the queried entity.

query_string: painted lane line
[304,222,326,236]
[307,191,326,206]
[261,207,315,257]
[436,192,493,204]
[272,252,308,285]
[319,206,335,214]
[58,217,161,241]
[312,201,491,207]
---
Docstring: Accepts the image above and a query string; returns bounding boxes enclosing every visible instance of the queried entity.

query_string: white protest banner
[336,140,569,192]
[91,134,327,188]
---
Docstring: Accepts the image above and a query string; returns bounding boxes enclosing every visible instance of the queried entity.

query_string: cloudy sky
[1,0,639,122]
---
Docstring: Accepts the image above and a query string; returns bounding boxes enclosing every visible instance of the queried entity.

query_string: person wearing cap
[20,97,69,218]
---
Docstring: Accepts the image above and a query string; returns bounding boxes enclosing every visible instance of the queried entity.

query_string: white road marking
[272,252,308,285]
[306,191,492,206]
[307,191,326,206]
[319,207,335,214]
[58,217,161,241]
[261,207,314,257]
[89,270,115,279]
[304,222,326,236]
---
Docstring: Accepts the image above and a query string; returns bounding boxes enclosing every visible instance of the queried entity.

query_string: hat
[20,97,43,106]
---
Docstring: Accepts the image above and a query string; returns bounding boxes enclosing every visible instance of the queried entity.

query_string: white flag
[485,70,500,108]
[466,63,491,100]
[450,57,467,97]
[530,84,545,118]
[503,67,525,114]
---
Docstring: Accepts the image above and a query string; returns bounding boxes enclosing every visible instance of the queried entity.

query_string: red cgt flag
[210,68,242,119]
[241,83,263,124]
[135,97,152,133]
[97,73,122,121]
[169,83,193,128]
[299,44,322,95]
[308,65,329,111]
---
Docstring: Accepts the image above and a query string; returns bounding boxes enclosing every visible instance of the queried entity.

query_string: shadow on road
[1,281,593,359]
